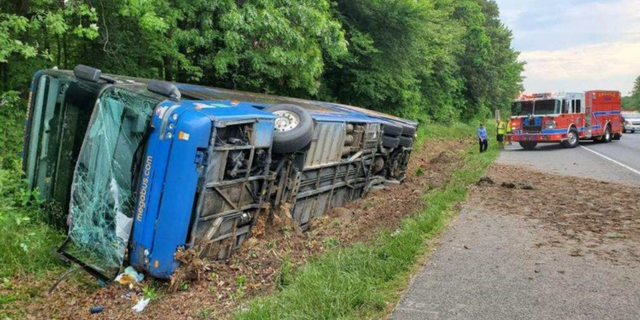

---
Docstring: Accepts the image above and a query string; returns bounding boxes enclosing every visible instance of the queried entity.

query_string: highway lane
[389,133,640,320]
[498,133,640,186]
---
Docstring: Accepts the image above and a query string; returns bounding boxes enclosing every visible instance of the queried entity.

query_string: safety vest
[497,121,506,135]
[506,121,512,134]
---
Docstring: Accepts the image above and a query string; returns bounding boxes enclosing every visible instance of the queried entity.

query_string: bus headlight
[545,120,557,129]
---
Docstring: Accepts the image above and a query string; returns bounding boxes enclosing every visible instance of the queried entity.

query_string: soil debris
[470,164,640,265]
[477,176,495,185]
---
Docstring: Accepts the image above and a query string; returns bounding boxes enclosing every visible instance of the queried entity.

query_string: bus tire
[401,124,416,137]
[519,141,537,150]
[398,135,414,148]
[382,123,403,137]
[562,128,580,148]
[266,104,315,154]
[382,135,400,149]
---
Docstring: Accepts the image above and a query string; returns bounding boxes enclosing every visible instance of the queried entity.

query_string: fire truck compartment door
[585,106,592,137]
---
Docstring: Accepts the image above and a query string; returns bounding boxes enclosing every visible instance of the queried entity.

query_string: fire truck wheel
[382,134,400,149]
[562,128,579,148]
[519,141,537,150]
[382,122,404,137]
[603,125,612,143]
[266,104,315,154]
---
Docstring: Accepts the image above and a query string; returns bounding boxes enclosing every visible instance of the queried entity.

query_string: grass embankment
[235,122,500,320]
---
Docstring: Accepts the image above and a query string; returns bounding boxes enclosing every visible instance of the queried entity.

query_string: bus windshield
[65,87,157,275]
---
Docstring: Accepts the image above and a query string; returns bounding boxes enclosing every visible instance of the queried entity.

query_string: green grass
[0,92,64,278]
[0,160,65,279]
[234,122,500,320]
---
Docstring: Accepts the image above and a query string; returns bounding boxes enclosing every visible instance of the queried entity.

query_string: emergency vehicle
[506,91,622,150]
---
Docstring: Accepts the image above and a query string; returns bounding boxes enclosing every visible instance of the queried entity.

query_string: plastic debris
[132,298,150,313]
[115,266,144,285]
[90,306,105,314]
[121,289,140,300]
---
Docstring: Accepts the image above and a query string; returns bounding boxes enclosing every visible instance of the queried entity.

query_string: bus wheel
[266,104,314,154]
[562,128,579,148]
[519,141,537,150]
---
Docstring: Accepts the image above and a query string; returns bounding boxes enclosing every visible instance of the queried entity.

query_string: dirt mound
[169,249,206,292]
[470,164,640,265]
[429,150,457,164]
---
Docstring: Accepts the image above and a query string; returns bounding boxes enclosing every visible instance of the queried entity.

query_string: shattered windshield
[511,101,534,116]
[534,99,560,115]
[66,87,158,274]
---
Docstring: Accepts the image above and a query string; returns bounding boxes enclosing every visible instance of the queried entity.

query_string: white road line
[580,146,640,177]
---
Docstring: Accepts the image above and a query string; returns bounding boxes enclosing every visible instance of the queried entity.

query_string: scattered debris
[501,182,516,189]
[473,164,640,265]
[115,266,144,286]
[89,306,105,314]
[169,248,206,292]
[121,289,140,301]
[477,176,495,185]
[605,232,624,239]
[132,298,150,313]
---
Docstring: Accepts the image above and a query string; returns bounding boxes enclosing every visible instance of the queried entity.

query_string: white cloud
[495,0,640,94]
[521,41,640,93]
[522,42,640,80]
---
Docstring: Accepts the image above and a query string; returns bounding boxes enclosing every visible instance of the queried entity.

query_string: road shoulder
[390,164,640,320]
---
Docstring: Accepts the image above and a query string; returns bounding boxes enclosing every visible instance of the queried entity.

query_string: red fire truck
[506,91,622,150]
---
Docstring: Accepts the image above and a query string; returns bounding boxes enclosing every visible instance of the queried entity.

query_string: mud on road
[391,162,640,320]
[473,165,640,266]
[4,137,473,320]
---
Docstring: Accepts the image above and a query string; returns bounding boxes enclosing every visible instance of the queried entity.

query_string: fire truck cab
[506,91,622,150]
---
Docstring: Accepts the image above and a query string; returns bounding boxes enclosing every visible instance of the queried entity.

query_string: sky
[494,0,640,95]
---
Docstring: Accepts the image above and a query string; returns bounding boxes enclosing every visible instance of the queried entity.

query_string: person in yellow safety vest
[506,119,513,145]
[496,119,507,149]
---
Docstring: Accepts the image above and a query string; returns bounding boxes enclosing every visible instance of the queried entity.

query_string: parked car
[622,111,640,133]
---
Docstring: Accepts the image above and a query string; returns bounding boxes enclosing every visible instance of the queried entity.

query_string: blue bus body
[23,66,418,280]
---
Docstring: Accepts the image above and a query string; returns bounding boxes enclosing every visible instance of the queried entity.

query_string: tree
[1,0,523,123]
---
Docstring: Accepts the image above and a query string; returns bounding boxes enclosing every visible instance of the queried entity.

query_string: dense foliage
[0,0,523,276]
[622,76,640,111]
[1,0,523,122]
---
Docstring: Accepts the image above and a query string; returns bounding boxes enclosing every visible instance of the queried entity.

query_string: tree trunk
[163,56,173,81]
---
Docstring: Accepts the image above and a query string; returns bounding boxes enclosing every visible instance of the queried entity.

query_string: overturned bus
[22,65,418,281]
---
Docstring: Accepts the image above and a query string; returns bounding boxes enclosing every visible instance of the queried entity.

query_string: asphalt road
[389,133,640,320]
[499,133,640,186]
